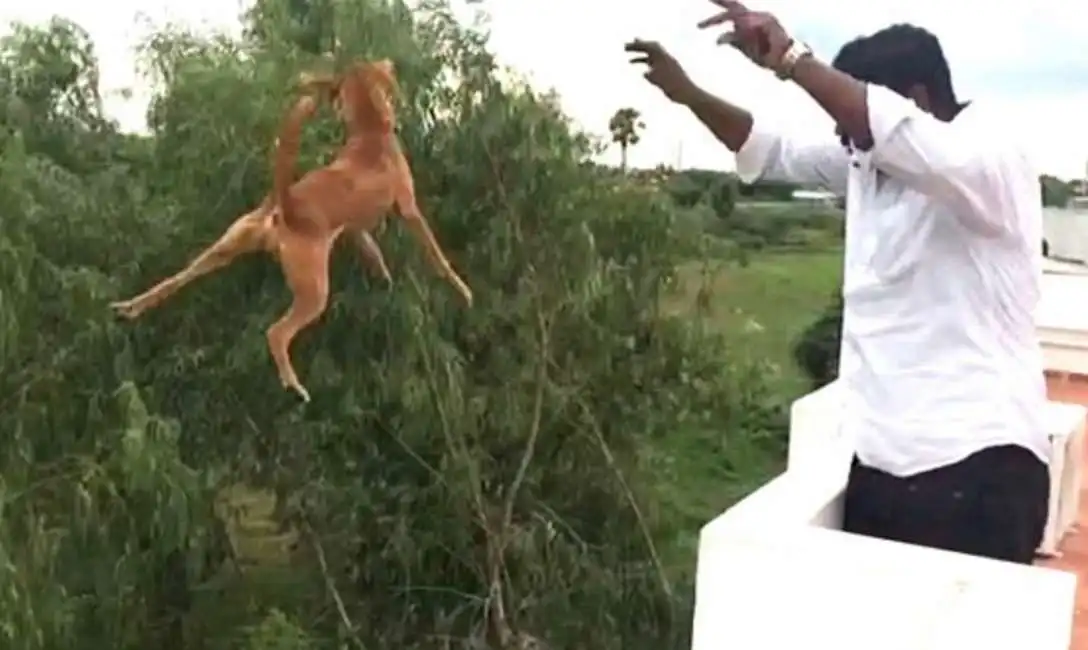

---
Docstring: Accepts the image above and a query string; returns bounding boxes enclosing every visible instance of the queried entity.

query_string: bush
[664,169,736,219]
[1,3,787,649]
[791,292,843,390]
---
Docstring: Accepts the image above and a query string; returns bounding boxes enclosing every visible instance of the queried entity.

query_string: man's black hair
[831,24,960,111]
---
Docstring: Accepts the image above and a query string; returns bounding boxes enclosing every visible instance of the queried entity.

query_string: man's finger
[718,33,749,57]
[697,11,735,29]
[624,39,659,54]
[700,0,749,27]
[725,37,754,60]
[715,30,739,47]
[629,55,650,64]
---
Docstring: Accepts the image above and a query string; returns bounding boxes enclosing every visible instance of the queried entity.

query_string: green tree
[738,179,798,202]
[709,172,738,219]
[1,2,787,649]
[1040,174,1073,208]
[608,106,644,171]
[244,0,338,55]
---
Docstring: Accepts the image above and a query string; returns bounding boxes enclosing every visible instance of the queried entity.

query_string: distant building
[791,188,839,208]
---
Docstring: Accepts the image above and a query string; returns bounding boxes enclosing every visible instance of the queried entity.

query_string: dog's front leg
[394,196,472,307]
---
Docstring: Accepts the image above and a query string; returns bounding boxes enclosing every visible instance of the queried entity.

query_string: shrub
[791,292,843,390]
[664,169,737,220]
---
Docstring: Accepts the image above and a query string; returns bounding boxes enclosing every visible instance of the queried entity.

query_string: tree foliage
[1,2,787,648]
[791,292,843,391]
[665,168,736,220]
[1040,174,1075,208]
[608,106,644,171]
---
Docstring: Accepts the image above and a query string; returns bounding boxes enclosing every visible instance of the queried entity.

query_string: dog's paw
[284,381,311,404]
[450,278,473,307]
[109,299,141,320]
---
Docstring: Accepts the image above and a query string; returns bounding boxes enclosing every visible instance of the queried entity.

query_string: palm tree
[608,107,645,172]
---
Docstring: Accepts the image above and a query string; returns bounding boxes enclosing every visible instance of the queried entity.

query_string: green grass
[652,245,843,573]
[186,488,318,649]
[666,246,843,398]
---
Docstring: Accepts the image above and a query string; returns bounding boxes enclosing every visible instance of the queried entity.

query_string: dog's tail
[272,93,320,232]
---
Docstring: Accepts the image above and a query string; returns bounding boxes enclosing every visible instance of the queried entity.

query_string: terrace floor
[1041,373,1088,649]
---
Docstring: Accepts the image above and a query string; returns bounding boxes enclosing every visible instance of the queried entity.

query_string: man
[628,0,1049,564]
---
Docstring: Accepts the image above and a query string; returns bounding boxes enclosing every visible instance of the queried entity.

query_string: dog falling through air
[109,59,474,403]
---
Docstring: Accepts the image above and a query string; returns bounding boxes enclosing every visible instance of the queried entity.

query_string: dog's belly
[307,170,396,231]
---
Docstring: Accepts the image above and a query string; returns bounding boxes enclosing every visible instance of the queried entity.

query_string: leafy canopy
[0,2,786,648]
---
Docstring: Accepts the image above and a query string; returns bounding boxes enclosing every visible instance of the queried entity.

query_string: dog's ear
[357,61,396,129]
[372,59,399,98]
[375,58,395,76]
[297,71,340,102]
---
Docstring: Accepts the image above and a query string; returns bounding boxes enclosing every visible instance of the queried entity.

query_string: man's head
[832,24,962,120]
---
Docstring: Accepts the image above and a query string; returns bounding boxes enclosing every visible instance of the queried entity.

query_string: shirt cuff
[734,118,777,184]
[865,83,916,157]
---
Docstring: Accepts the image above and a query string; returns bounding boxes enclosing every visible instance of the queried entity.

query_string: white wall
[1044,207,1088,263]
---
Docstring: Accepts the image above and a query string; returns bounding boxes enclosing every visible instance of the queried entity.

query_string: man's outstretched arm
[694,0,1014,235]
[675,84,752,152]
[625,38,847,194]
[677,84,848,192]
[789,58,872,151]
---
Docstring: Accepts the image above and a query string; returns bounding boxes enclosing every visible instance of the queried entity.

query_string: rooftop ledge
[692,269,1088,650]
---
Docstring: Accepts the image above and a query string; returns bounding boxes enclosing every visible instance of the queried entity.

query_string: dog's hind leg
[351,229,392,283]
[265,237,331,402]
[110,210,269,320]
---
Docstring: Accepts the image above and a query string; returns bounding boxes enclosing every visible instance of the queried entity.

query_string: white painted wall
[1044,207,1088,264]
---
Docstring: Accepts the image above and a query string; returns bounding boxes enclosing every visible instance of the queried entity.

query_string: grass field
[650,245,843,571]
[666,246,843,398]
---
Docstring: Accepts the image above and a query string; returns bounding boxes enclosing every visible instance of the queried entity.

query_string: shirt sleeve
[734,118,849,196]
[865,84,1015,237]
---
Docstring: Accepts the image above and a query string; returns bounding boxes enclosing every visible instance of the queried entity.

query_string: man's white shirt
[735,84,1050,477]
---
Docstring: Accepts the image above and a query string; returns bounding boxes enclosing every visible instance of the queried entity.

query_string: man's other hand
[625,39,697,104]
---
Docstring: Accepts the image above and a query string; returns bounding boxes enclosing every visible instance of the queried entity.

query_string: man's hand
[697,0,792,73]
[625,39,697,104]
[700,0,872,150]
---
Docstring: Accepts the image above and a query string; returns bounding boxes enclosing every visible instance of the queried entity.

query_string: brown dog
[110,59,473,402]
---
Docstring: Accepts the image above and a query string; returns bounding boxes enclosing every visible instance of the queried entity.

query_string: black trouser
[842,445,1049,564]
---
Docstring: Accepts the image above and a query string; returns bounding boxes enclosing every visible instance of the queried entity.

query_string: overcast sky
[3,0,1087,179]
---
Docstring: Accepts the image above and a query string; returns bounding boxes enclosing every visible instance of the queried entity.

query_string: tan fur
[110,59,472,402]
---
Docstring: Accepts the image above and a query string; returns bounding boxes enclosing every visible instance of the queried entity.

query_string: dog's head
[340,58,398,129]
[299,58,398,131]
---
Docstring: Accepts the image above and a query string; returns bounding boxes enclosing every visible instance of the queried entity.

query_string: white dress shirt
[735,84,1049,477]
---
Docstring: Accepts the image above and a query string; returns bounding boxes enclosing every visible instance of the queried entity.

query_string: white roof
[1043,258,1088,275]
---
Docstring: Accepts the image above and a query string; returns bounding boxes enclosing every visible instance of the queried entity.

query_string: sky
[3,0,1088,179]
